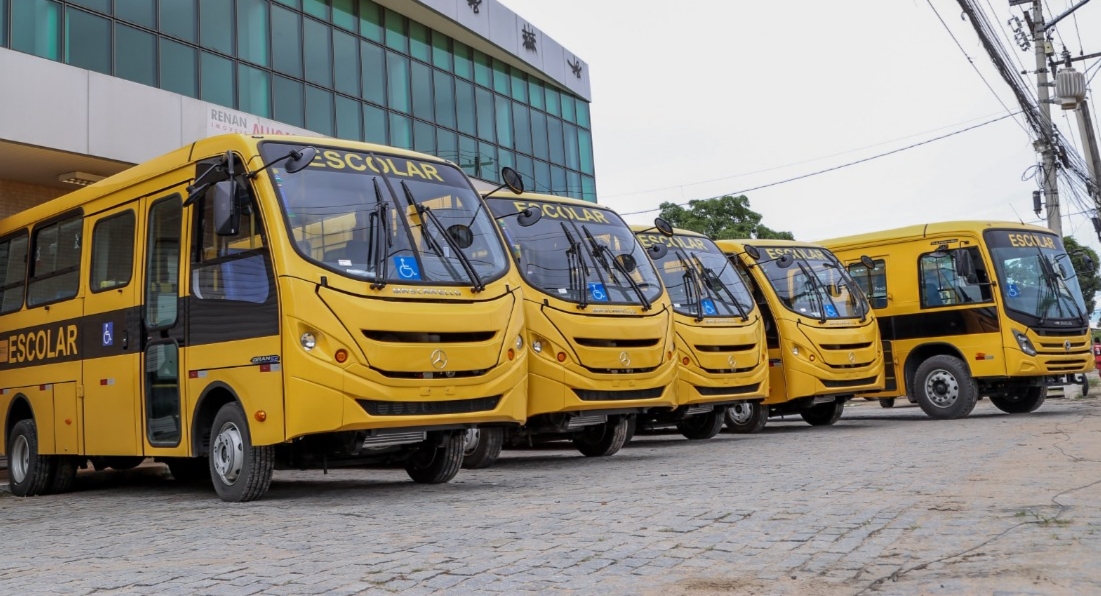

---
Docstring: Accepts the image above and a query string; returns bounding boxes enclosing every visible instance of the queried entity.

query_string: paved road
[2,397,1099,596]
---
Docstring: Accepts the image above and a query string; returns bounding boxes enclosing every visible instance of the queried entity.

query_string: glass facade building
[0,0,597,201]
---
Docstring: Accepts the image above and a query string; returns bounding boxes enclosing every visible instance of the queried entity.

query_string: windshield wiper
[400,182,485,293]
[677,254,706,322]
[581,225,652,311]
[368,178,391,290]
[823,260,867,323]
[560,223,590,309]
[793,260,836,324]
[1036,249,1084,325]
[691,254,750,322]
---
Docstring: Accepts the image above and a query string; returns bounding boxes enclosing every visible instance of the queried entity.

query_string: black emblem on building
[467,0,482,14]
[522,24,537,52]
[568,57,583,78]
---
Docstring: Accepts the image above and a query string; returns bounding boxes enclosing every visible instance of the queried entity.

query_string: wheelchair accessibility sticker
[392,256,422,281]
[587,282,609,302]
[823,304,839,318]
[1008,283,1021,298]
[102,322,114,347]
[701,299,717,316]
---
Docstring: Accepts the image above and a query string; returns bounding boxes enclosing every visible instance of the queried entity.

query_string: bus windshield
[636,232,754,319]
[983,230,1087,323]
[262,143,508,287]
[487,198,663,307]
[756,246,867,320]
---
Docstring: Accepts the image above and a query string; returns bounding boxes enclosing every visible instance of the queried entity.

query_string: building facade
[0,0,595,219]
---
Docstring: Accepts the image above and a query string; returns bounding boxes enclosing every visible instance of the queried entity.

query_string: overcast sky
[504,0,1101,256]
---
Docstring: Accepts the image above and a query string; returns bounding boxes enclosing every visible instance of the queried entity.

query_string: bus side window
[0,232,29,314]
[847,259,888,309]
[90,211,136,293]
[191,188,270,304]
[27,214,82,308]
[919,248,992,308]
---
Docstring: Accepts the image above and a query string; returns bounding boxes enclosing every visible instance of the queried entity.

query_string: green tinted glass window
[386,51,410,113]
[561,94,576,123]
[432,70,455,129]
[472,51,491,88]
[414,120,436,154]
[273,0,299,7]
[273,75,304,126]
[568,170,582,200]
[237,0,269,67]
[334,95,362,140]
[535,160,551,194]
[544,86,561,117]
[411,61,433,121]
[547,116,565,165]
[578,129,594,175]
[0,0,8,47]
[238,64,271,117]
[271,6,302,77]
[530,110,548,161]
[389,113,412,149]
[458,135,477,176]
[383,8,405,52]
[332,0,355,31]
[478,142,497,180]
[65,8,110,75]
[453,41,472,79]
[303,0,328,20]
[431,33,451,71]
[160,0,196,42]
[160,39,197,98]
[494,95,513,149]
[581,175,596,202]
[577,101,591,129]
[358,0,381,42]
[497,149,514,174]
[512,103,532,156]
[409,21,429,62]
[115,0,154,28]
[563,123,579,170]
[304,19,332,87]
[115,24,155,86]
[12,0,60,61]
[491,59,509,94]
[363,103,387,143]
[475,87,495,142]
[68,0,109,14]
[551,165,566,196]
[437,129,457,163]
[515,154,534,187]
[510,71,527,103]
[198,0,232,55]
[528,80,545,111]
[360,41,385,105]
[305,86,334,136]
[455,79,475,137]
[200,52,234,108]
[332,30,358,97]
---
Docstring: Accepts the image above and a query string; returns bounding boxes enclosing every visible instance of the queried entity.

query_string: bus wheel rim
[463,429,480,455]
[925,370,959,408]
[730,403,753,424]
[212,422,245,485]
[10,435,30,484]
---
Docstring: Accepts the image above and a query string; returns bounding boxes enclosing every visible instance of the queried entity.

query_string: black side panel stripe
[878,307,1000,342]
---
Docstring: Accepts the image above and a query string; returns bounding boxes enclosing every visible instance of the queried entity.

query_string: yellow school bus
[463,192,676,467]
[0,134,528,501]
[715,240,885,427]
[822,222,1092,419]
[631,225,769,434]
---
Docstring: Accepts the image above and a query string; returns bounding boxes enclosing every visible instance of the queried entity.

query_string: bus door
[82,206,142,455]
[141,194,189,456]
[846,256,895,391]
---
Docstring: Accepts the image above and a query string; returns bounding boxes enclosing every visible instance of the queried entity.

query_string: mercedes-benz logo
[430,349,448,370]
[1064,340,1072,352]
[619,351,631,367]
[727,355,737,369]
[848,352,856,364]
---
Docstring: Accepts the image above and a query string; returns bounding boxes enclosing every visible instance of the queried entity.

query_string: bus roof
[482,190,611,211]
[0,134,452,234]
[819,220,1057,252]
[714,238,829,252]
[627,225,709,239]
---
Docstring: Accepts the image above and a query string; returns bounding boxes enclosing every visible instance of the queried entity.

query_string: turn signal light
[809,354,816,362]
[681,356,690,366]
[507,348,515,361]
[557,352,567,362]
[668,351,673,361]
[335,349,349,363]
[255,410,267,422]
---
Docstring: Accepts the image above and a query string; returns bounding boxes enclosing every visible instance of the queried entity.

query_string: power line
[617,111,1021,217]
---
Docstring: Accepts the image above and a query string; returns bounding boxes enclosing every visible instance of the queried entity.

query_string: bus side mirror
[953,249,975,282]
[212,181,241,236]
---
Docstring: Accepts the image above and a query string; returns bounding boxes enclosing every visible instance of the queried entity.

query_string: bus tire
[166,458,212,485]
[880,398,896,408]
[913,356,978,420]
[677,407,725,440]
[990,385,1047,414]
[573,416,628,457]
[209,402,274,502]
[1081,375,1090,397]
[801,400,845,426]
[725,401,767,434]
[623,415,637,444]
[7,419,53,497]
[461,427,503,470]
[45,456,80,495]
[406,432,464,484]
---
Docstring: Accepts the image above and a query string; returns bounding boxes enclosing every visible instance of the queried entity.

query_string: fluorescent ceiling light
[58,171,106,187]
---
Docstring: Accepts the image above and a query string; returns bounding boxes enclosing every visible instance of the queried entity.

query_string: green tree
[1063,236,1100,316]
[656,195,793,241]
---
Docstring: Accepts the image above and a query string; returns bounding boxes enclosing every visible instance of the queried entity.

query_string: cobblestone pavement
[2,396,1099,596]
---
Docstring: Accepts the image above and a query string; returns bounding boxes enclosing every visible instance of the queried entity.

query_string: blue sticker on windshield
[587,282,609,302]
[393,256,422,281]
[823,304,839,318]
[1007,283,1021,298]
[701,299,717,316]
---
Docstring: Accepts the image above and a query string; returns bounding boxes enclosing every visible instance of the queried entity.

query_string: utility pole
[1032,0,1063,235]
[1077,101,1101,204]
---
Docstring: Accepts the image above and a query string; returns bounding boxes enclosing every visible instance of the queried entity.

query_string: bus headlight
[301,332,317,351]
[1014,330,1037,356]
[532,339,543,353]
[515,335,524,350]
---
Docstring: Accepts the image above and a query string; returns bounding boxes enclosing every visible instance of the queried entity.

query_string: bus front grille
[573,338,661,348]
[694,344,755,353]
[694,383,761,397]
[573,387,665,402]
[821,376,879,389]
[362,330,496,343]
[358,396,501,416]
[701,365,759,375]
[819,342,874,350]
